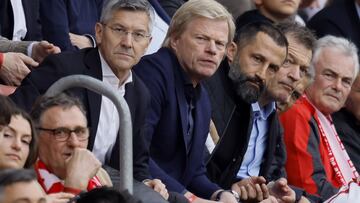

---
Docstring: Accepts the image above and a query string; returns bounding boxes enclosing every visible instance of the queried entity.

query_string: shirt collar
[99,50,133,89]
[251,101,276,120]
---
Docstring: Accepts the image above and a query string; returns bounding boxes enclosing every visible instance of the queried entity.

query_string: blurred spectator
[307,0,360,53]
[333,75,360,172]
[280,36,359,200]
[236,0,302,30]
[0,95,37,170]
[217,0,254,19]
[39,0,104,51]
[0,169,46,203]
[298,0,329,22]
[0,0,42,41]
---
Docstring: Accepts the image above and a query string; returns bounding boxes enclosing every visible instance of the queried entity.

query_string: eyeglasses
[102,24,150,42]
[38,127,89,142]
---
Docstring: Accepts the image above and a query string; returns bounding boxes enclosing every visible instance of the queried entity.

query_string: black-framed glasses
[102,23,151,42]
[37,127,89,142]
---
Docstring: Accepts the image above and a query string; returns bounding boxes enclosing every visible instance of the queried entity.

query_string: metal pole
[45,75,133,194]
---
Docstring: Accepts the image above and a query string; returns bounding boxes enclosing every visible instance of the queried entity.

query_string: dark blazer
[39,0,103,51]
[307,0,360,52]
[0,0,42,41]
[205,60,286,189]
[10,48,151,181]
[134,47,220,199]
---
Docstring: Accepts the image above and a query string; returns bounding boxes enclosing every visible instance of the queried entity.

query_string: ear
[226,42,237,63]
[169,36,179,52]
[95,23,103,45]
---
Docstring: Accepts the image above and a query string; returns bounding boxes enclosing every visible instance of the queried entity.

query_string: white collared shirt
[10,0,27,41]
[92,51,133,164]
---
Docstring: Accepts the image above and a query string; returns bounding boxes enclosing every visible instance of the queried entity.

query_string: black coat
[10,48,151,181]
[307,0,360,53]
[204,60,286,189]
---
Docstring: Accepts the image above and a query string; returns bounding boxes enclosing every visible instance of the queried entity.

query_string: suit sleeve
[0,36,32,54]
[188,152,220,198]
[280,107,338,200]
[10,54,65,112]
[268,121,287,181]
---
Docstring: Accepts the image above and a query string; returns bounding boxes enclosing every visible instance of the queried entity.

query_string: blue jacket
[134,47,220,198]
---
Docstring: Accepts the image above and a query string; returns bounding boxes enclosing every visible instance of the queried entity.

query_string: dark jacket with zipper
[204,59,287,189]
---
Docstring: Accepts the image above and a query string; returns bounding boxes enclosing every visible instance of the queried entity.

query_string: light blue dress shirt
[237,102,276,179]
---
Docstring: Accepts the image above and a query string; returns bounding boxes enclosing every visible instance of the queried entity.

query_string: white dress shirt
[10,0,27,41]
[92,51,133,164]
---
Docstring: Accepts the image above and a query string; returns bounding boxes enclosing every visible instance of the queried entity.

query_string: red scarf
[313,105,359,186]
[34,160,102,194]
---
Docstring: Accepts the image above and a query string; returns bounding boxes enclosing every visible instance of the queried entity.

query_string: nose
[288,65,301,82]
[120,32,133,48]
[332,78,343,91]
[67,132,81,148]
[256,64,267,82]
[205,40,217,55]
[11,137,21,151]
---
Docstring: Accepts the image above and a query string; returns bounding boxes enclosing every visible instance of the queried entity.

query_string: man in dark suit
[10,0,169,202]
[134,0,240,202]
[307,0,360,52]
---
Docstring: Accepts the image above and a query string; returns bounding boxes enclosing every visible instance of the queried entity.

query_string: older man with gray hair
[280,35,359,201]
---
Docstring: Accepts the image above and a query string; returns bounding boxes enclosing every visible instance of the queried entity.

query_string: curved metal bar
[45,75,133,194]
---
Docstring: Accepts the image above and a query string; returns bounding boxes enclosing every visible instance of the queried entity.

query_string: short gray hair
[312,35,359,78]
[163,0,235,47]
[100,0,155,33]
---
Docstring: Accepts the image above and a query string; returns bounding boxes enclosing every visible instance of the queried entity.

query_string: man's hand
[46,192,75,203]
[217,191,238,203]
[69,33,93,49]
[231,176,269,202]
[32,41,60,63]
[0,52,37,85]
[267,178,295,203]
[143,179,169,200]
[64,148,101,190]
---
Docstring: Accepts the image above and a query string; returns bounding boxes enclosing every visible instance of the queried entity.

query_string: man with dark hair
[31,93,113,195]
[205,21,289,202]
[0,169,46,203]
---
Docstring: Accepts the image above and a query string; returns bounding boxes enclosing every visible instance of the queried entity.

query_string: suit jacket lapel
[83,48,103,150]
[173,65,190,153]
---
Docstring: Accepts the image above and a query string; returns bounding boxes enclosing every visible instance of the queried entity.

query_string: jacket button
[232,158,236,162]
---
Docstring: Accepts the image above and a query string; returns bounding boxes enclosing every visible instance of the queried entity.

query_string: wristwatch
[215,190,240,202]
